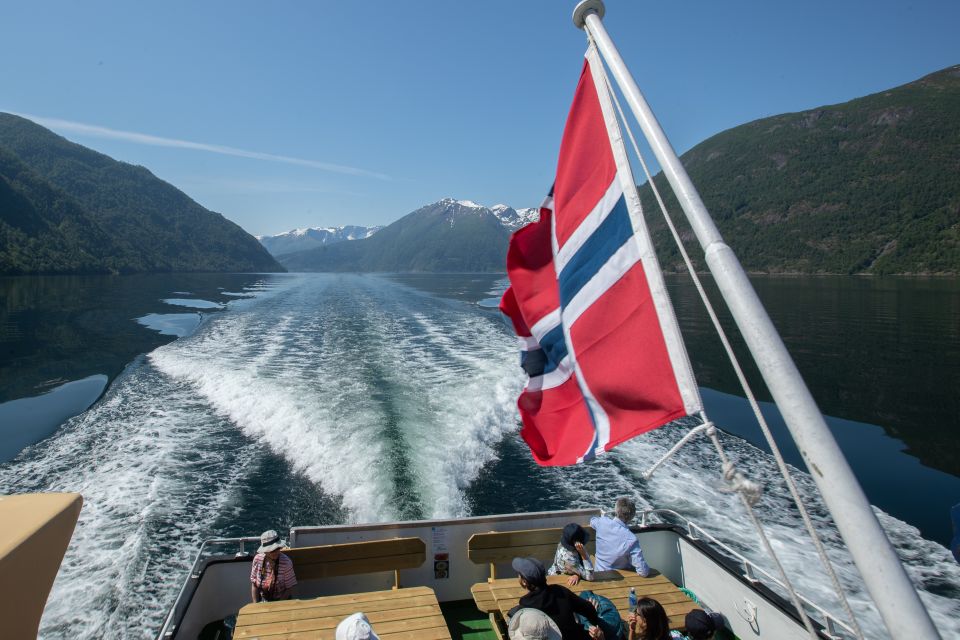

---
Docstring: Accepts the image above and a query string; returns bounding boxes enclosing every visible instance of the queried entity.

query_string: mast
[570,1,939,637]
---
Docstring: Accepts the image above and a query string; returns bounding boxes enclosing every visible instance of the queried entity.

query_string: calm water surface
[0,272,957,639]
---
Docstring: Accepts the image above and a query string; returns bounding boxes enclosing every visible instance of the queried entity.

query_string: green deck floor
[440,600,498,640]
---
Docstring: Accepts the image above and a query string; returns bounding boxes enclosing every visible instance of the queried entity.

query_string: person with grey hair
[590,497,650,577]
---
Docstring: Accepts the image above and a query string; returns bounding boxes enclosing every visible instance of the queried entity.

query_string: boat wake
[0,273,956,639]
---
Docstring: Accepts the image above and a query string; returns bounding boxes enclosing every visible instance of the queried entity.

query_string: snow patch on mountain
[258,225,383,257]
[490,204,539,230]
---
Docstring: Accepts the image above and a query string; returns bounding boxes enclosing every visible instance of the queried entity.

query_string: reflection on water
[668,275,960,479]
[0,273,281,403]
[0,374,108,462]
[136,313,203,337]
[702,387,960,547]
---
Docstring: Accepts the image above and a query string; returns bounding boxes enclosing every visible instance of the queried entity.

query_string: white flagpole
[570,1,939,638]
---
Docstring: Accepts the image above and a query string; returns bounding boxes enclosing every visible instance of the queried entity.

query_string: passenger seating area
[232,526,697,640]
[467,525,697,638]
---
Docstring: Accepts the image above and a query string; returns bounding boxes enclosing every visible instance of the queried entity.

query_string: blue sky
[2,0,957,236]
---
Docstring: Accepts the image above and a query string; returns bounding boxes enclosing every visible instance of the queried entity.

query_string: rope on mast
[595,44,866,640]
[583,43,820,637]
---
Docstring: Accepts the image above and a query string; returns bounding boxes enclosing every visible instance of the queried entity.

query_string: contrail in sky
[10,112,391,181]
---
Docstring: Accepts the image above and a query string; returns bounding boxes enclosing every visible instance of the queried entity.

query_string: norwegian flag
[500,49,702,466]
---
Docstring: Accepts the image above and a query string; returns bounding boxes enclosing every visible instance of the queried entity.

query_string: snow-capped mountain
[428,198,539,230]
[490,204,540,230]
[257,225,383,257]
[279,198,513,272]
[267,198,538,269]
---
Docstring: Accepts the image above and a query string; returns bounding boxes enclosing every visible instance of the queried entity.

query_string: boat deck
[439,600,497,640]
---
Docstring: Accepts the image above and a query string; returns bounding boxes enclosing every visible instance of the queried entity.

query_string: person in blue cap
[511,556,605,640]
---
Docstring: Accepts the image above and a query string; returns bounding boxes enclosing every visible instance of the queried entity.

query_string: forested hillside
[0,146,145,274]
[642,65,960,274]
[0,114,283,275]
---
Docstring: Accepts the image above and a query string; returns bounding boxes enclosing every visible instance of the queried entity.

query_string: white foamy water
[0,273,956,639]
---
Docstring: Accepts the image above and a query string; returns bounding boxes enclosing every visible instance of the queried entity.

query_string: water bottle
[628,586,637,613]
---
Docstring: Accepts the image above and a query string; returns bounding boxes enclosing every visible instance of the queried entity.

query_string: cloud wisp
[11,112,391,181]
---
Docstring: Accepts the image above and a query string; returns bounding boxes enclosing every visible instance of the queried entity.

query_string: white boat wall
[158,509,848,640]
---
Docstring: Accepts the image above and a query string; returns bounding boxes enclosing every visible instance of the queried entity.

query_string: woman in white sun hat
[335,612,380,640]
[509,608,562,640]
[249,529,297,603]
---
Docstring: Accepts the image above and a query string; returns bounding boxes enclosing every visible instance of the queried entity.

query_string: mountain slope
[0,147,144,274]
[641,65,960,274]
[279,199,511,272]
[0,113,283,274]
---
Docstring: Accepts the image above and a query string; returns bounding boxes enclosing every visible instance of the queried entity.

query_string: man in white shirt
[589,497,650,577]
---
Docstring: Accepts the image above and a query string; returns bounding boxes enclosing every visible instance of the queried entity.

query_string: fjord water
[0,273,958,639]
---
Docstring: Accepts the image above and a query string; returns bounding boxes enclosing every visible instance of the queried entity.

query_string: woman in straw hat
[249,529,297,603]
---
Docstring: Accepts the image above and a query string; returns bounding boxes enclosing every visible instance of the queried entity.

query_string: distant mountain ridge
[641,64,960,274]
[0,113,283,275]
[257,225,383,256]
[279,198,519,272]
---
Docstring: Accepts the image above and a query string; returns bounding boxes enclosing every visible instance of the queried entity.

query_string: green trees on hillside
[0,114,283,275]
[640,65,960,275]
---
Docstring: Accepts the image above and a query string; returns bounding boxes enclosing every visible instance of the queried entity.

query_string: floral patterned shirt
[546,542,594,580]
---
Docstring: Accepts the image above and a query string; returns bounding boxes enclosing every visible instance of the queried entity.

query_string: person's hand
[567,573,580,586]
[628,613,639,631]
[575,541,587,557]
[588,626,605,639]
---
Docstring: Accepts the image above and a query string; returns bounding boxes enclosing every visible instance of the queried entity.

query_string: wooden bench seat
[486,570,697,632]
[235,586,451,640]
[467,525,595,615]
[284,537,426,588]
[467,526,596,582]
[466,526,695,634]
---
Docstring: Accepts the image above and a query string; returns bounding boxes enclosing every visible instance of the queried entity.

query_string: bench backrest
[468,526,595,571]
[284,537,426,584]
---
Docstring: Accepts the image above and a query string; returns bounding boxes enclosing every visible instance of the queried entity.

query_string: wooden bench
[234,586,451,640]
[467,526,596,582]
[284,537,426,589]
[488,570,697,633]
[468,525,596,630]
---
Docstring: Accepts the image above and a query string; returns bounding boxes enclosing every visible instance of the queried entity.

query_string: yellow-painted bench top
[234,586,452,640]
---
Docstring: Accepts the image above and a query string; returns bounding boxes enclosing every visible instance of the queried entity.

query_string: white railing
[156,536,262,639]
[639,509,853,639]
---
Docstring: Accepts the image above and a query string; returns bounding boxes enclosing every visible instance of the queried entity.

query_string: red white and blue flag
[500,47,702,466]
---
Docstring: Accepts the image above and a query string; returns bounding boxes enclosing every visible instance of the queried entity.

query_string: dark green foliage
[0,146,144,274]
[0,113,283,274]
[280,200,510,272]
[640,65,960,274]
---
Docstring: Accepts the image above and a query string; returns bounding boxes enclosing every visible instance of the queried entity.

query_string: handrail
[156,536,262,639]
[638,509,852,639]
